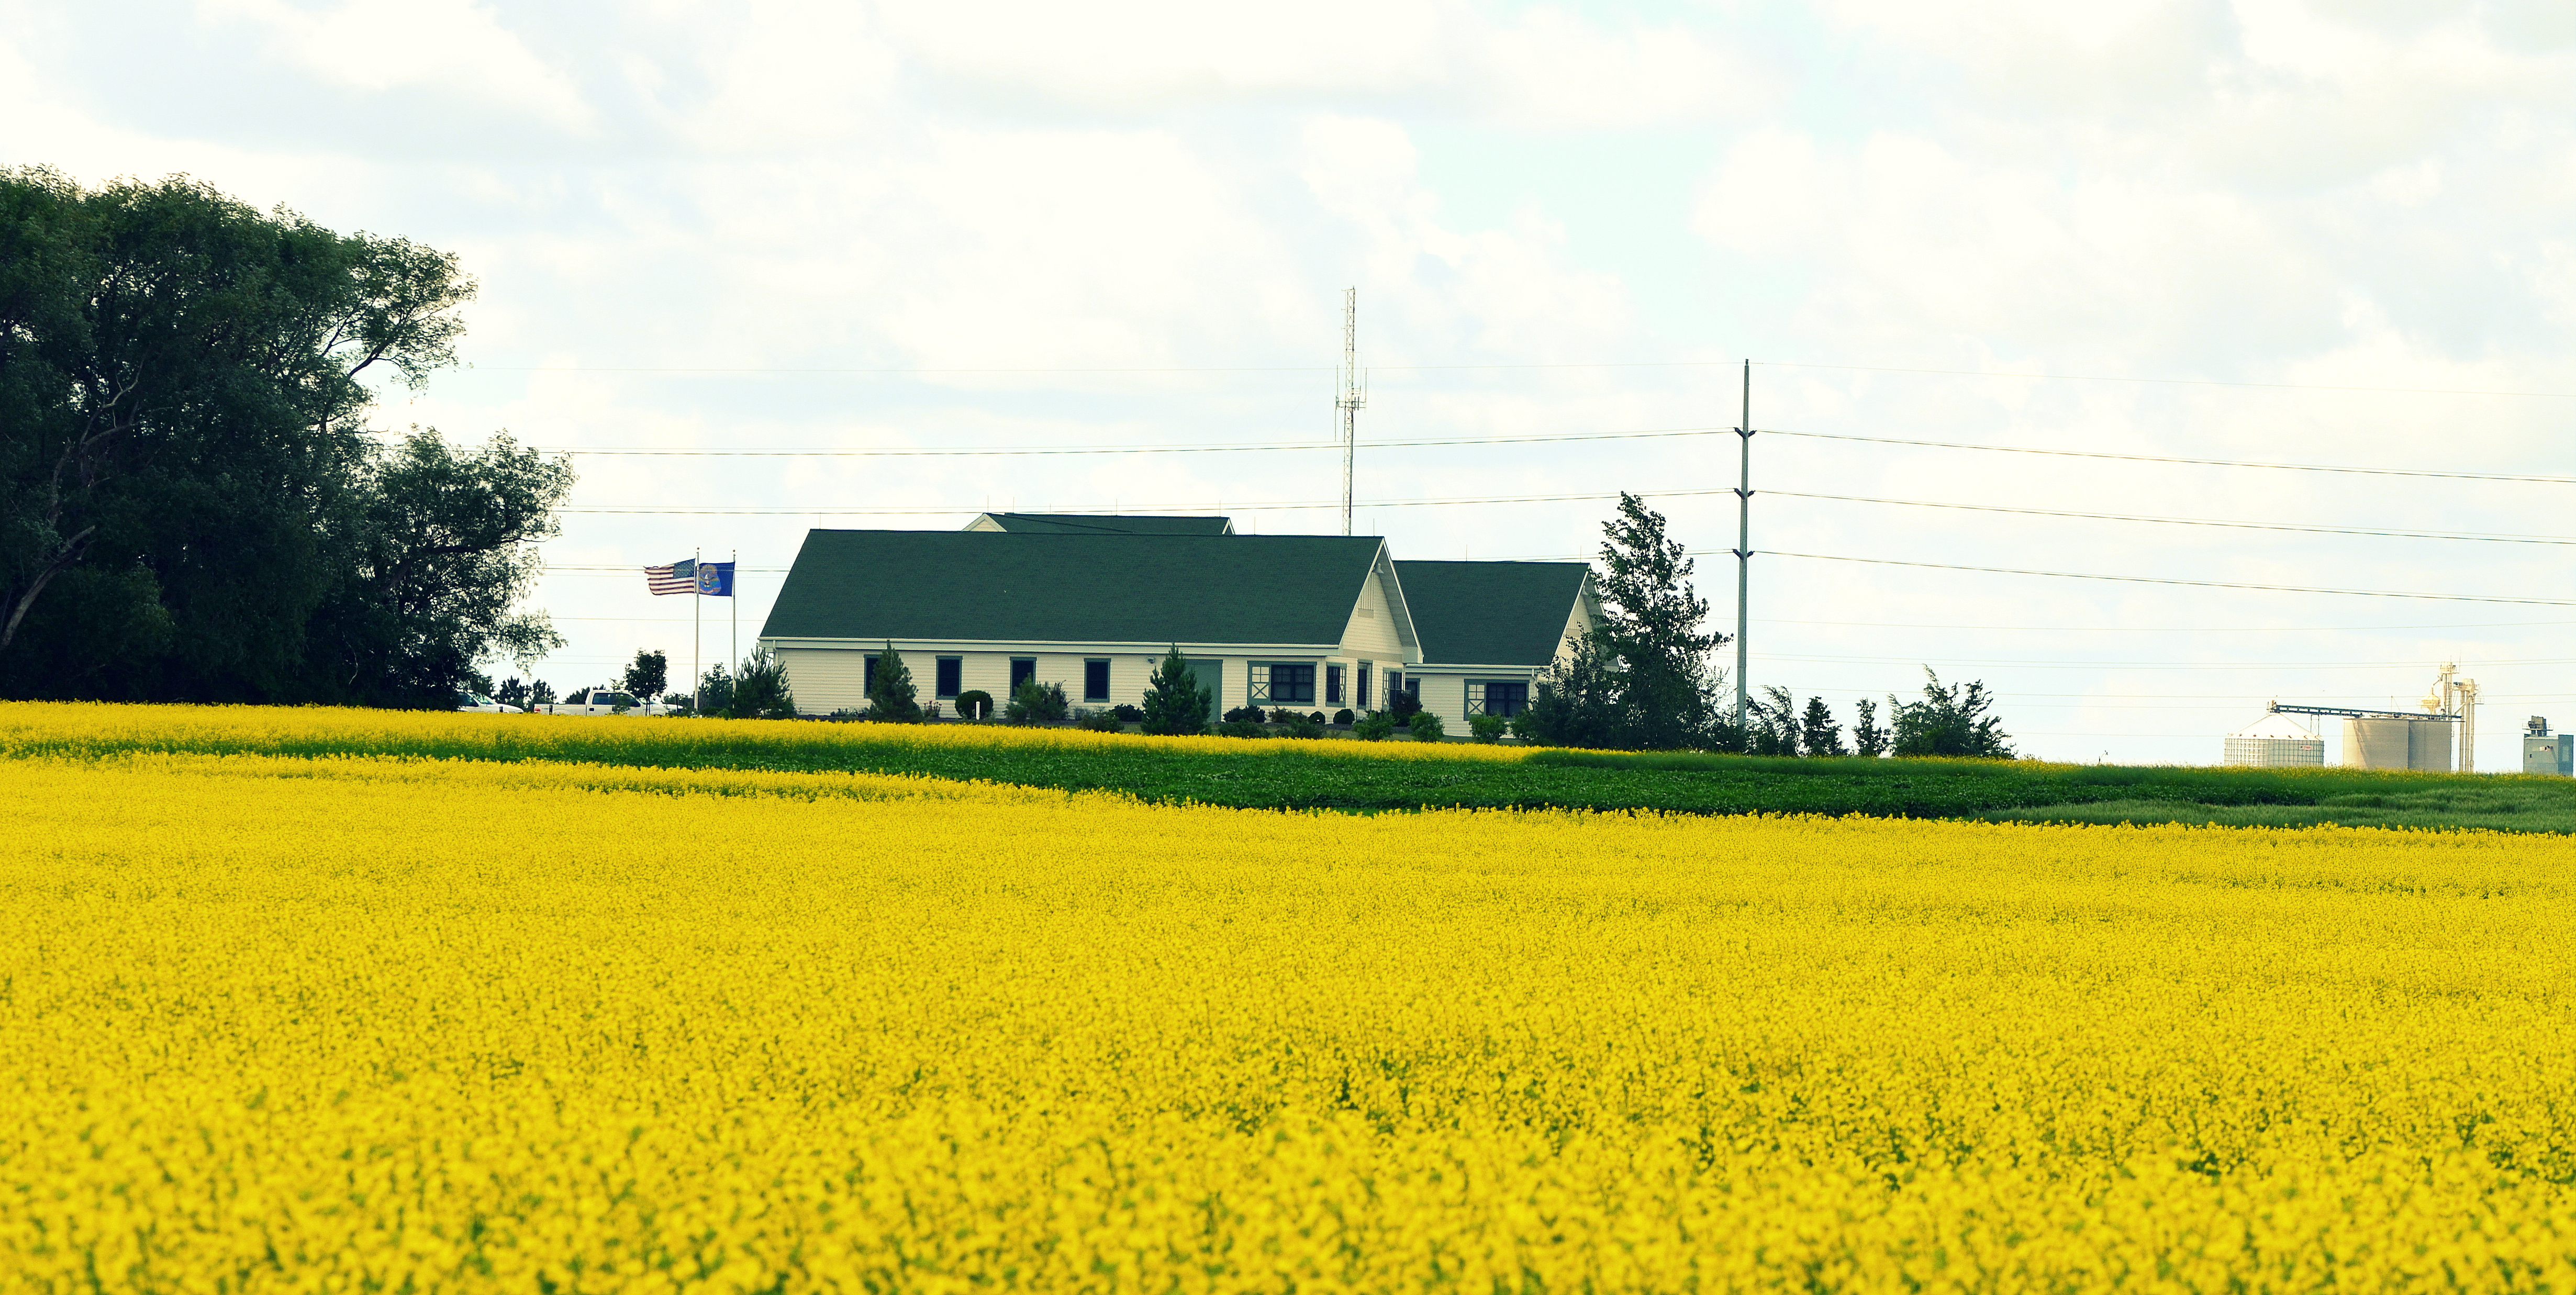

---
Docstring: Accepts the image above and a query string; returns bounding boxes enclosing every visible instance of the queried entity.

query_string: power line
[557,487,1737,516]
[1765,550,2576,607]
[1754,651,2573,671]
[537,426,1727,457]
[1768,490,2576,546]
[1756,361,2576,400]
[467,358,2576,398]
[1768,429,2576,485]
[1749,616,2576,633]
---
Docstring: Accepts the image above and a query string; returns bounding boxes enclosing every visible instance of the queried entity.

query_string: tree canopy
[0,167,569,705]
[1515,493,1728,751]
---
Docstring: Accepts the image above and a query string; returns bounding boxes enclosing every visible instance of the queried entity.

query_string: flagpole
[693,546,702,717]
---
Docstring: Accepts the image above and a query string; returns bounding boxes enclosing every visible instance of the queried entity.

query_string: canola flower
[0,700,1536,769]
[3,744,2575,1291]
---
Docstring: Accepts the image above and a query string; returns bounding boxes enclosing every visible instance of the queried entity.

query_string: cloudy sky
[8,0,2575,763]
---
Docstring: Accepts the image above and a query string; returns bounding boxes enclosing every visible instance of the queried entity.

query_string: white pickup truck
[536,687,682,717]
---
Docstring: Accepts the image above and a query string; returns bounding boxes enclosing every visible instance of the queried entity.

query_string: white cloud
[198,0,594,130]
[872,0,1773,127]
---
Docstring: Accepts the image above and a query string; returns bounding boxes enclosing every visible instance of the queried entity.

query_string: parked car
[454,690,523,713]
[536,687,680,716]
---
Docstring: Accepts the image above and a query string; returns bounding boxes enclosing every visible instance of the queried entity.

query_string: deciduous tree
[622,650,668,701]
[0,167,563,705]
[1889,669,2015,758]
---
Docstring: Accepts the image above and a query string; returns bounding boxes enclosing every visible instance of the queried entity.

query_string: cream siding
[775,647,871,713]
[774,644,1271,717]
[1335,566,1407,661]
[1550,590,1597,667]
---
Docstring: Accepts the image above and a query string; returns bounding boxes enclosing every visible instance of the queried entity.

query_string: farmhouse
[757,517,1596,730]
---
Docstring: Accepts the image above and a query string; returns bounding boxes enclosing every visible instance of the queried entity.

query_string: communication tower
[1334,288,1366,537]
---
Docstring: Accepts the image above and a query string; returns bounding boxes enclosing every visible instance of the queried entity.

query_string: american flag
[644,559,698,595]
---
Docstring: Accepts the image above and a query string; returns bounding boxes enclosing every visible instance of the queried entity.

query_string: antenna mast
[1336,287,1365,536]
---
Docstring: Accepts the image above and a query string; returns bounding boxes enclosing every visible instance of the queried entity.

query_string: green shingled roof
[978,512,1234,535]
[764,531,1384,645]
[1392,561,1590,666]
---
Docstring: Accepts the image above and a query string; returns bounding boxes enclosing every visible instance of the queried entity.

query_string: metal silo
[2405,719,2453,772]
[2222,712,2323,766]
[2270,697,2464,772]
[2339,718,2413,769]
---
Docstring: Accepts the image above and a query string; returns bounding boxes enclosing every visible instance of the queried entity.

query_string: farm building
[757,517,1596,730]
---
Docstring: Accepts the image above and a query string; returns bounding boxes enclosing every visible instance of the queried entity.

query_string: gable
[1337,553,1420,662]
[764,530,1381,645]
[1393,561,1592,666]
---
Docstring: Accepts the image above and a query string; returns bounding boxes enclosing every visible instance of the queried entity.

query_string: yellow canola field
[0,699,1534,767]
[4,751,2575,1293]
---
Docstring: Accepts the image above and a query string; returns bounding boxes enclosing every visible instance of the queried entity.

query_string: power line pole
[1336,287,1365,536]
[1733,361,1752,742]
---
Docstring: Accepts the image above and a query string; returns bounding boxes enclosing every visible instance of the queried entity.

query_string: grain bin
[2405,719,2453,772]
[2339,718,2415,769]
[2223,712,2323,766]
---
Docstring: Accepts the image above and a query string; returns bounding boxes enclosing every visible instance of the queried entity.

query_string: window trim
[1467,678,1531,718]
[1325,663,1345,706]
[935,656,963,699]
[1357,661,1371,709]
[1008,656,1037,691]
[1081,658,1111,704]
[1249,661,1316,705]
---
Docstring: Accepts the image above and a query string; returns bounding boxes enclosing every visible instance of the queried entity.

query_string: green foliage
[1215,719,1267,739]
[1409,712,1446,742]
[724,646,798,720]
[1331,709,1355,727]
[1078,709,1124,733]
[1889,669,2014,758]
[1469,713,1507,744]
[1353,710,1397,742]
[1,168,559,707]
[953,689,995,722]
[1747,685,1801,756]
[494,678,530,709]
[1140,646,1211,736]
[1390,687,1422,723]
[529,680,556,708]
[863,643,919,723]
[696,665,733,718]
[622,650,668,701]
[1591,492,1725,750]
[1222,704,1269,724]
[1110,704,1143,724]
[1279,712,1323,740]
[1007,679,1069,723]
[1513,631,1624,749]
[1852,697,1889,757]
[1800,696,1847,757]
